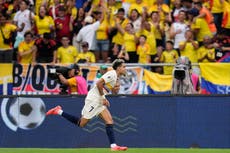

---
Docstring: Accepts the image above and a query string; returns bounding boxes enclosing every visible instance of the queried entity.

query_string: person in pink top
[72,75,88,95]
[57,63,88,95]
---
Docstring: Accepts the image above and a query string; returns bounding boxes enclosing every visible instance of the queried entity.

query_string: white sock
[111,143,117,148]
[58,110,63,115]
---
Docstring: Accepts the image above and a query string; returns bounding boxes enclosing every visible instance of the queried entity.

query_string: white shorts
[81,99,106,119]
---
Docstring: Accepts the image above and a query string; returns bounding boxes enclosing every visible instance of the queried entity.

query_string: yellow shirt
[18,41,35,64]
[34,15,55,35]
[197,46,215,62]
[112,18,129,45]
[92,0,100,5]
[107,6,118,27]
[57,46,78,64]
[0,23,17,50]
[96,19,109,40]
[67,77,77,93]
[123,0,135,3]
[7,4,16,19]
[128,2,147,15]
[76,51,96,63]
[160,50,179,75]
[143,0,155,6]
[150,21,164,40]
[191,18,212,42]
[137,43,151,64]
[137,28,157,55]
[123,32,137,52]
[210,0,223,13]
[179,41,198,63]
[44,0,65,10]
[70,7,78,20]
[148,4,170,21]
[222,1,230,28]
[35,0,43,15]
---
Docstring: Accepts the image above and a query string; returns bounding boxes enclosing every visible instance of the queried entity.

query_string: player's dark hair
[112,59,125,70]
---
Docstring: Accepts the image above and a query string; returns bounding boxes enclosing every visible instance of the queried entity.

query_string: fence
[1,63,230,95]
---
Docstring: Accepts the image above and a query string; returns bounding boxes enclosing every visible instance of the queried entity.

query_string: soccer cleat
[111,145,128,151]
[46,105,62,116]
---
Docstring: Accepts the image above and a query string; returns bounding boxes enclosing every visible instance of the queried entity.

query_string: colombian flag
[144,69,172,94]
[0,64,13,95]
[200,63,230,94]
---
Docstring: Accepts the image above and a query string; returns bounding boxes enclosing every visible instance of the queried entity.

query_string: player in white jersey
[46,59,128,151]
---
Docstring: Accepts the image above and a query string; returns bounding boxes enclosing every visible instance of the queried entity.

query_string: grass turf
[0,148,230,153]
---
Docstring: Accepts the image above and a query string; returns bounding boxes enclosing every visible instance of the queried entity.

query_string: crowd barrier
[0,63,230,95]
[0,95,229,148]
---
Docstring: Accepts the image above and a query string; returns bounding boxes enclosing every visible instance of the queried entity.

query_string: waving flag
[144,69,172,94]
[200,63,230,94]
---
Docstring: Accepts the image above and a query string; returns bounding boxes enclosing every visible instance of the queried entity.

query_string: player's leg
[78,118,89,127]
[99,108,128,151]
[46,105,85,126]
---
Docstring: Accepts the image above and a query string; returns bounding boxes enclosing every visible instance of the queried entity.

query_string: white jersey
[13,9,34,37]
[86,70,117,101]
[82,70,118,119]
[172,22,188,49]
[76,21,100,50]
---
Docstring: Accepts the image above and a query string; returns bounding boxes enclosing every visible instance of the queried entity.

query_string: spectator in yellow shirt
[187,8,212,46]
[94,10,110,63]
[116,22,138,63]
[128,0,147,16]
[160,40,179,75]
[0,10,17,63]
[210,0,224,33]
[179,30,199,63]
[148,0,170,22]
[57,36,78,64]
[33,5,55,36]
[197,35,216,62]
[193,2,216,35]
[149,11,164,47]
[76,41,96,63]
[137,20,157,62]
[222,0,230,35]
[111,8,129,61]
[66,0,78,20]
[17,31,35,64]
[137,35,151,64]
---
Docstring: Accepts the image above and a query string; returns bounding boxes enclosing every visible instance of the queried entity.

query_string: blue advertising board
[0,96,229,148]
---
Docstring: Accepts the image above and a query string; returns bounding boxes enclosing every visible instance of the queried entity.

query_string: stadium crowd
[0,0,230,75]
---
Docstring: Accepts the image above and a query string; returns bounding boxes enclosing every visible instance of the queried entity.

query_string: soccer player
[46,59,128,151]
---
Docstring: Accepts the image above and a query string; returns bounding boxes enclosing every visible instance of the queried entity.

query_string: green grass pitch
[0,148,229,153]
